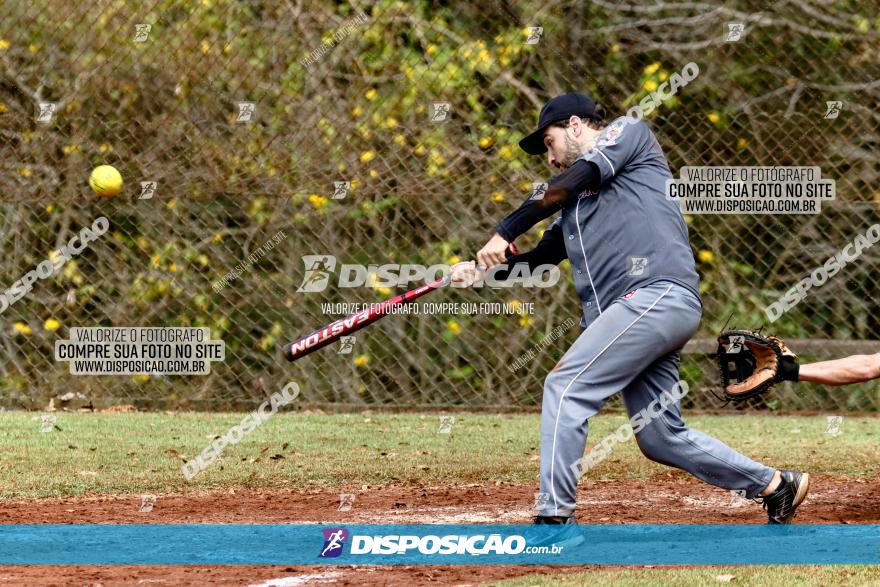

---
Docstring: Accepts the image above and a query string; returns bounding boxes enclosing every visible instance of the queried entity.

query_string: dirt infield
[2,474,877,586]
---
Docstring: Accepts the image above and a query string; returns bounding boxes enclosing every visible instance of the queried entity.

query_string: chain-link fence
[1,1,879,411]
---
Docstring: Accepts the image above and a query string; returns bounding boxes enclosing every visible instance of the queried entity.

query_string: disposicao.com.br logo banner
[0,524,876,565]
[317,526,561,560]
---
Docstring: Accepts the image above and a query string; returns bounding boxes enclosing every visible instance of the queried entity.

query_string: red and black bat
[284,243,518,362]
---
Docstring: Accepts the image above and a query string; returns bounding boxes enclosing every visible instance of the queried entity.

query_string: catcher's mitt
[716,329,800,402]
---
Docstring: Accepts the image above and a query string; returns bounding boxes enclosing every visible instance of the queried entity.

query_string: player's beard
[558,130,582,170]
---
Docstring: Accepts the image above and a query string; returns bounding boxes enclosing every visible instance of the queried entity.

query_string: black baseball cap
[518,92,604,155]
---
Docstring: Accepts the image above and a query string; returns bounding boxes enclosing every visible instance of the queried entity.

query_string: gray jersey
[560,116,700,327]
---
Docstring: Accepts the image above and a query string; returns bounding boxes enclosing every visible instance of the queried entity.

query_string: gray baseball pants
[539,280,776,517]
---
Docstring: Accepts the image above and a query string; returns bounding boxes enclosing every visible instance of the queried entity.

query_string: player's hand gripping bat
[284,243,518,362]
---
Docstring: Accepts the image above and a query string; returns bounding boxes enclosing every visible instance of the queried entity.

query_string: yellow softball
[89,165,123,197]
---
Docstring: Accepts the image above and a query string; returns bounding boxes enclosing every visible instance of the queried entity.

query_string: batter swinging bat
[284,243,518,362]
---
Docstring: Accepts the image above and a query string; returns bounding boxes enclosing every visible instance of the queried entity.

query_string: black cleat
[762,470,810,524]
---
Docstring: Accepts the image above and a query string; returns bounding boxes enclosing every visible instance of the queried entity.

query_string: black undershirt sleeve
[491,220,568,281]
[495,159,600,243]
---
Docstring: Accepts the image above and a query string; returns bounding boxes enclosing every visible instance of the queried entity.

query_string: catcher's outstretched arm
[798,353,880,385]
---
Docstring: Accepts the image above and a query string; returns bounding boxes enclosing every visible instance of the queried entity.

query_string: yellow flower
[368,273,392,295]
[385,117,398,128]
[62,144,81,155]
[167,199,177,210]
[46,204,54,213]
[369,169,378,178]
[707,112,721,124]
[643,80,658,92]
[698,250,714,263]
[0,40,9,50]
[352,106,364,117]
[200,40,211,54]
[43,319,61,332]
[168,263,178,272]
[13,322,32,335]
[131,374,150,383]
[478,137,493,149]
[644,62,661,74]
[393,134,406,146]
[429,149,446,166]
[360,150,376,163]
[150,255,161,268]
[212,232,223,243]
[0,103,7,113]
[491,192,505,203]
[28,43,39,53]
[426,44,438,56]
[447,255,461,265]
[447,320,461,335]
[365,89,377,101]
[354,354,369,367]
[737,138,748,150]
[19,167,32,178]
[99,143,112,153]
[498,145,514,160]
[414,144,426,156]
[658,71,669,81]
[308,194,328,210]
[518,316,534,328]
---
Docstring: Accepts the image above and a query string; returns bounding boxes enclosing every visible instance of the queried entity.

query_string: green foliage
[0,0,877,410]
